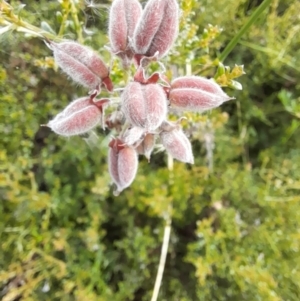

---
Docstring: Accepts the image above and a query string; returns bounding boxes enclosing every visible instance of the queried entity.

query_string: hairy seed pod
[122,82,167,131]
[53,48,100,90]
[171,76,227,95]
[48,106,101,137]
[160,129,194,164]
[58,97,92,118]
[46,96,105,136]
[169,76,232,112]
[51,41,112,91]
[136,133,155,161]
[49,97,93,125]
[108,139,138,195]
[109,0,142,54]
[54,42,109,78]
[133,0,179,58]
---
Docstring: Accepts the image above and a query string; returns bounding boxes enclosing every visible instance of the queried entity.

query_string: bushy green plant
[1,0,300,300]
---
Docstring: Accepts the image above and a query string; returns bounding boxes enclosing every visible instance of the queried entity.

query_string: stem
[150,216,172,301]
[58,5,70,37]
[70,0,83,43]
[218,0,272,62]
[151,155,173,301]
[4,18,59,40]
[0,3,60,41]
[236,99,248,165]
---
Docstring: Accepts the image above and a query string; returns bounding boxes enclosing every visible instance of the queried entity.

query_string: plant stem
[58,4,70,38]
[218,0,272,62]
[0,2,60,41]
[150,214,172,301]
[70,0,83,43]
[151,155,173,301]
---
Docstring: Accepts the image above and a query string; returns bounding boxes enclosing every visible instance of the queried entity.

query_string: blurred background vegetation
[0,0,300,300]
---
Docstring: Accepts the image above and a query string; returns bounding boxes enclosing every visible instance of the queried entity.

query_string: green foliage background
[1,0,300,300]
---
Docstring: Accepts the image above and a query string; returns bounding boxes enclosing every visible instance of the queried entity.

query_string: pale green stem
[58,5,70,37]
[150,213,172,301]
[0,1,60,40]
[151,155,173,301]
[70,0,83,43]
[1,15,60,41]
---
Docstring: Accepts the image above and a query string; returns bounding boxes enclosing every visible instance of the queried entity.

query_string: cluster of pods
[46,0,232,195]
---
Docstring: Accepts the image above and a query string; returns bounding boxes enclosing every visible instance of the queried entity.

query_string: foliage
[0,0,300,300]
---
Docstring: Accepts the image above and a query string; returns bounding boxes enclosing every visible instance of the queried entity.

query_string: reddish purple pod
[109,0,142,67]
[160,127,194,164]
[48,106,101,137]
[108,139,138,195]
[53,49,100,90]
[50,97,92,123]
[122,82,167,131]
[57,96,92,118]
[51,41,113,91]
[46,96,107,136]
[169,76,232,112]
[133,0,179,59]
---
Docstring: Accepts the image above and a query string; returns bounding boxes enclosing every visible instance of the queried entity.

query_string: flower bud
[122,82,167,131]
[108,139,138,195]
[133,0,179,59]
[169,76,232,112]
[50,41,113,91]
[160,127,194,164]
[109,0,142,66]
[47,97,103,136]
[136,133,155,161]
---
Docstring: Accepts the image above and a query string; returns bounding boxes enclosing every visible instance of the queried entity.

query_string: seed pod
[47,97,103,136]
[57,97,91,119]
[160,128,194,164]
[50,41,113,91]
[48,106,101,137]
[171,76,227,95]
[169,76,232,112]
[133,0,179,59]
[122,82,167,131]
[53,48,100,90]
[136,133,155,161]
[109,0,142,64]
[108,139,138,195]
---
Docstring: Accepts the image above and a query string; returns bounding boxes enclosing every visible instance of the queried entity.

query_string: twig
[151,155,173,301]
[70,0,83,43]
[150,215,172,301]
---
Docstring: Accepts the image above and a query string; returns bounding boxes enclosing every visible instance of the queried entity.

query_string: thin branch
[151,155,173,301]
[150,214,172,301]
[70,0,83,43]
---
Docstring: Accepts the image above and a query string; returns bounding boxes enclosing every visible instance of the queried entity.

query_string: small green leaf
[41,21,56,35]
[56,11,63,24]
